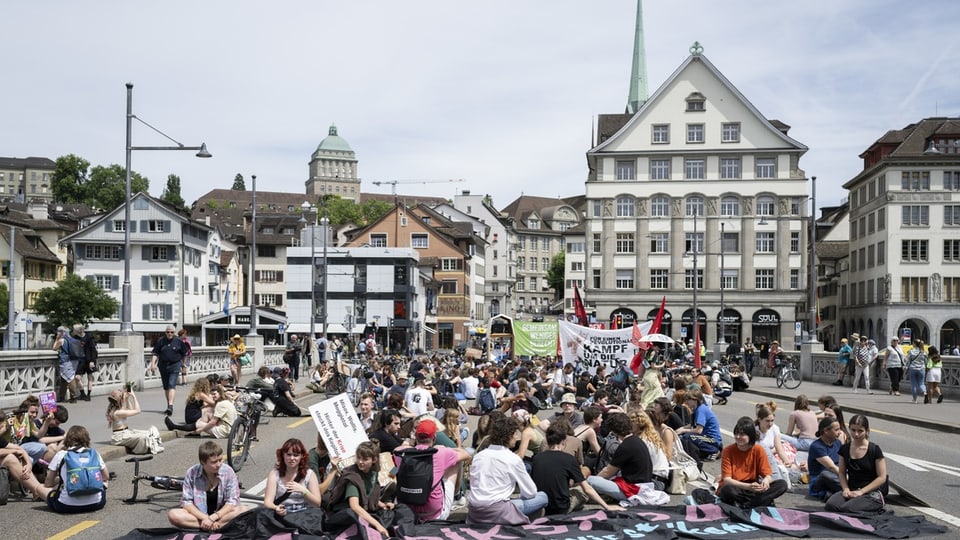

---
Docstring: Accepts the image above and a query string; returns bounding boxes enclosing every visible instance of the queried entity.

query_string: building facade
[306,124,361,202]
[0,157,55,203]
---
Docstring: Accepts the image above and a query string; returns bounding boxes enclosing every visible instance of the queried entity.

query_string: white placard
[308,393,368,469]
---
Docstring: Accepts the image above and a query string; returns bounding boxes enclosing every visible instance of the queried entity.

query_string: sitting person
[808,417,843,499]
[717,417,788,508]
[393,419,471,522]
[677,388,723,460]
[263,438,322,516]
[169,441,248,531]
[325,441,396,537]
[106,389,164,454]
[780,394,819,452]
[368,409,404,453]
[0,427,45,499]
[586,412,657,502]
[825,415,888,514]
[36,425,109,513]
[165,378,216,433]
[467,414,548,525]
[193,385,237,439]
[272,367,303,417]
[307,433,340,496]
[248,366,277,396]
[531,423,618,515]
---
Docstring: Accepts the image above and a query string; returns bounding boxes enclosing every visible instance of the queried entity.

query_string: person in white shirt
[461,368,480,399]
[404,374,435,417]
[881,337,905,396]
[551,363,576,404]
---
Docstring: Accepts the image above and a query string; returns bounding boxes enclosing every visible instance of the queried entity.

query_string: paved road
[5,375,958,539]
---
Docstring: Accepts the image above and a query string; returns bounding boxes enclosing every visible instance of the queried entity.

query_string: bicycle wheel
[781,368,802,389]
[227,418,250,472]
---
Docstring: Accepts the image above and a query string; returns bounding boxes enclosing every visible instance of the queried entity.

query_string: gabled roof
[848,117,960,188]
[591,53,808,154]
[344,203,467,256]
[0,156,56,169]
[61,191,213,244]
[360,192,448,207]
[499,195,580,233]
[0,229,61,263]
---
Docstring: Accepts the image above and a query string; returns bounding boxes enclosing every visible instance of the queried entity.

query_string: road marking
[46,520,99,540]
[886,452,960,478]
[288,417,312,429]
[911,506,960,529]
[245,477,268,496]
[870,428,890,435]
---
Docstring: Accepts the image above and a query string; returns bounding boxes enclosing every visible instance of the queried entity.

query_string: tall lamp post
[719,222,726,350]
[300,202,317,340]
[807,176,818,343]
[320,215,330,337]
[248,174,258,338]
[122,82,211,334]
[692,210,700,367]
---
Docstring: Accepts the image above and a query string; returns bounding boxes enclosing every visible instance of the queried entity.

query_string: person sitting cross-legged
[531,422,619,515]
[393,418,471,522]
[716,417,788,508]
[586,411,657,502]
[676,388,723,460]
[168,441,250,531]
[36,425,110,514]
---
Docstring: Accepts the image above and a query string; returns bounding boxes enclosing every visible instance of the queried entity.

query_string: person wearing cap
[834,337,853,386]
[852,337,878,394]
[404,373,436,417]
[881,337,905,396]
[387,372,410,398]
[227,335,246,386]
[549,393,584,429]
[393,418,470,521]
[149,324,190,415]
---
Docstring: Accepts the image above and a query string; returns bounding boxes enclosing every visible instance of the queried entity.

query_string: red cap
[415,420,438,439]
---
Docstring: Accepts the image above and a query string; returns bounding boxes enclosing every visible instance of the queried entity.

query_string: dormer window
[685,92,706,112]
[527,218,540,229]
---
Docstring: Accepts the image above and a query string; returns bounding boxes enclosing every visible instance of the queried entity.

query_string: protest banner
[513,320,558,357]
[559,319,652,371]
[308,392,367,469]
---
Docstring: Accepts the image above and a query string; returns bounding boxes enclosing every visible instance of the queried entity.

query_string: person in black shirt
[148,324,189,415]
[368,409,404,453]
[531,423,618,514]
[272,367,302,417]
[586,412,653,501]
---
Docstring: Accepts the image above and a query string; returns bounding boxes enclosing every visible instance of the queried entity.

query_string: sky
[4,1,960,213]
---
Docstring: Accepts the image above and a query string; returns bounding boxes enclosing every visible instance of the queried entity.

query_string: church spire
[626,0,648,114]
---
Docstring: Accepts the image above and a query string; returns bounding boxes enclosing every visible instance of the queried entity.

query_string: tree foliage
[546,250,565,298]
[0,282,8,327]
[33,273,120,330]
[86,164,149,210]
[231,173,246,190]
[51,154,91,203]
[322,196,392,227]
[161,174,186,209]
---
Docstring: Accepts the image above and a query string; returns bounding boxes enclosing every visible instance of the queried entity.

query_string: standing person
[106,389,164,455]
[743,337,756,378]
[531,423,619,515]
[70,324,99,401]
[227,335,246,387]
[716,417,788,508]
[825,415,888,514]
[905,339,928,404]
[284,335,303,382]
[807,417,843,499]
[36,425,109,513]
[852,338,878,394]
[925,346,944,404]
[848,334,863,385]
[316,334,328,364]
[301,333,314,370]
[262,438,322,516]
[757,337,769,373]
[834,338,852,386]
[168,441,246,531]
[52,326,80,403]
[178,329,193,387]
[148,325,189,416]
[881,337,905,396]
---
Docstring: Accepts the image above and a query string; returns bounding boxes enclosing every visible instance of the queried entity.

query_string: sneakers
[164,406,174,416]
[832,380,844,386]
[938,394,944,404]
[451,496,467,511]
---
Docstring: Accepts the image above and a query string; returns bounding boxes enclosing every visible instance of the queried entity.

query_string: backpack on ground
[59,448,105,496]
[477,388,496,414]
[393,447,440,506]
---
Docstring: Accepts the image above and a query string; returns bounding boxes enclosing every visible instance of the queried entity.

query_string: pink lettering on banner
[683,503,725,522]
[632,510,671,522]
[571,510,608,531]
[747,507,809,531]
[814,512,877,532]
[524,518,570,535]
[459,525,524,540]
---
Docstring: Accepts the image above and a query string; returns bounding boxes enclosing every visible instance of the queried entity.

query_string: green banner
[513,321,558,357]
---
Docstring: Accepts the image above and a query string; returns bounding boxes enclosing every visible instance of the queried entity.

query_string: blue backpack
[59,448,105,496]
[478,388,497,413]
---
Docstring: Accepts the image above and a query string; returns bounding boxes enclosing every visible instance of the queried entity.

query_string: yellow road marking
[47,520,99,540]
[871,428,890,435]
[288,417,313,429]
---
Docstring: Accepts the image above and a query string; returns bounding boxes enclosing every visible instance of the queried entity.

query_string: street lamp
[300,202,317,340]
[121,82,211,334]
[248,174,258,338]
[719,222,726,350]
[320,215,330,338]
[807,176,819,343]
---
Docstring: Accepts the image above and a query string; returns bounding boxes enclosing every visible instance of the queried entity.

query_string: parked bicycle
[123,455,184,504]
[226,386,267,473]
[775,355,802,389]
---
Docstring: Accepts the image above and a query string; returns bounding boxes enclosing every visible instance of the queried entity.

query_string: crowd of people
[834,332,947,404]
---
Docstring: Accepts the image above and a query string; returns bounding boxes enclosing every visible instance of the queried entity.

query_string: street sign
[900,328,912,341]
[278,323,285,332]
[680,327,687,338]
[795,322,802,336]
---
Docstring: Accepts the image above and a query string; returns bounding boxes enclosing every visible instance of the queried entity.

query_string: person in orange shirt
[716,417,788,508]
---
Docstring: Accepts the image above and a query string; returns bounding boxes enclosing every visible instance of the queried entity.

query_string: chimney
[28,202,49,221]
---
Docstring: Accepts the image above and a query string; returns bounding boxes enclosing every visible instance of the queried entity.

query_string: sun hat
[560,393,577,405]
[232,334,242,340]
[513,409,531,424]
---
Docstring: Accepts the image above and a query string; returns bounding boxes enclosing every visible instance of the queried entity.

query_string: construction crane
[371,178,465,195]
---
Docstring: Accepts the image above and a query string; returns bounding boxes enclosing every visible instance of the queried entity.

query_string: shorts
[47,489,107,514]
[925,367,942,383]
[159,362,182,390]
[76,359,97,376]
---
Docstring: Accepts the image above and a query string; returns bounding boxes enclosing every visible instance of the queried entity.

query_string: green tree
[324,196,361,226]
[546,250,565,298]
[33,273,120,330]
[86,164,149,210]
[51,154,91,203]
[359,199,393,225]
[231,173,245,190]
[0,282,8,327]
[161,174,185,209]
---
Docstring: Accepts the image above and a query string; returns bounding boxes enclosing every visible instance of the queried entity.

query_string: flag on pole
[573,284,589,327]
[694,321,702,369]
[630,297,667,374]
[650,296,666,334]
[222,282,230,316]
[815,292,822,326]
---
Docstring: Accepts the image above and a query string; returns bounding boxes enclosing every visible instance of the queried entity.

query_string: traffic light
[615,314,623,328]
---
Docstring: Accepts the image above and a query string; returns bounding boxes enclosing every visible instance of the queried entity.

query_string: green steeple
[626,0,648,114]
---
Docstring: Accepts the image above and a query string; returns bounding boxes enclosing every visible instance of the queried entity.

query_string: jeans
[744,353,754,375]
[587,475,627,501]
[852,362,871,391]
[717,480,788,508]
[780,434,813,452]
[510,491,548,515]
[908,368,927,400]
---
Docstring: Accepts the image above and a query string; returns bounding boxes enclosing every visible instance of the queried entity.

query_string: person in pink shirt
[394,419,470,521]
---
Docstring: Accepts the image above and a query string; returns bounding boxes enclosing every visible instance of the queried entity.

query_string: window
[650,196,670,217]
[94,275,113,290]
[616,160,635,181]
[592,233,601,253]
[652,124,669,144]
[877,241,886,265]
[721,232,739,253]
[685,196,704,216]
[150,246,168,261]
[370,233,387,247]
[721,122,741,142]
[945,205,960,226]
[901,277,928,302]
[592,269,601,288]
[542,237,550,251]
[867,244,875,267]
[684,269,704,289]
[901,171,930,190]
[684,159,705,179]
[517,256,525,270]
[756,232,775,253]
[650,269,669,289]
[147,220,166,232]
[650,233,669,253]
[615,233,635,253]
[530,258,538,271]
[945,171,960,191]
[755,158,776,179]
[901,240,928,262]
[790,198,803,215]
[530,237,538,251]
[720,196,740,216]
[721,269,739,289]
[790,231,800,253]
[615,269,634,289]
[542,257,549,269]
[527,218,540,229]
[150,276,167,291]
[411,233,428,248]
[529,277,537,290]
[113,220,126,232]
[566,241,584,253]
[650,159,670,180]
[684,232,704,254]
[84,245,121,260]
[902,206,929,226]
[570,261,584,271]
[686,94,705,111]
[592,200,602,217]
[518,237,525,250]
[945,239,960,261]
[945,278,960,302]
[686,124,704,143]
[616,197,635,217]
[755,269,775,289]
[516,279,525,292]
[259,270,279,282]
[720,158,741,179]
[790,269,800,289]
[148,304,167,320]
[257,245,276,258]
[441,258,463,271]
[440,280,457,294]
[757,196,776,216]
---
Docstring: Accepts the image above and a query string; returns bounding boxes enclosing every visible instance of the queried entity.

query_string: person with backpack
[393,419,470,521]
[177,329,193,386]
[36,425,109,513]
[52,326,80,403]
[69,324,99,402]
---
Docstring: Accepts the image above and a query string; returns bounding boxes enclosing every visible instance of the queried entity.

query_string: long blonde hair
[443,408,460,440]
[630,409,665,454]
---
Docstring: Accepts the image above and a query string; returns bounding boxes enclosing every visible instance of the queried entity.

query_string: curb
[743,387,960,435]
[95,429,183,464]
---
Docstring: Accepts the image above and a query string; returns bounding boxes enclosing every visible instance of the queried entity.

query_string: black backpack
[393,447,440,506]
[477,388,496,414]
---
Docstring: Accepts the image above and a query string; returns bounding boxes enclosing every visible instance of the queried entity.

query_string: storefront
[646,308,673,338]
[610,308,638,329]
[717,309,742,346]
[751,308,781,344]
[681,308,707,344]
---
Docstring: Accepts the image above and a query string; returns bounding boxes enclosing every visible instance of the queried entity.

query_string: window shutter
[143,305,150,320]
[130,221,137,233]
[255,270,260,281]
[140,220,148,232]
[167,276,176,291]
[105,221,111,232]
[276,270,284,282]
[255,294,260,305]
[142,246,151,260]
[112,275,120,290]
[141,276,151,290]
[194,277,198,293]
[168,247,177,261]
[165,304,173,320]
[163,220,171,232]
[275,295,283,307]
[75,245,84,259]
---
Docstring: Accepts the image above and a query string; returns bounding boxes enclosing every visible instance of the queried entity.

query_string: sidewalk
[743,375,959,434]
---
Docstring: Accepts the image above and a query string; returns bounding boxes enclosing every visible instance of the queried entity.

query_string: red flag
[650,296,666,335]
[573,284,589,327]
[630,322,645,375]
[611,317,618,330]
[694,321,702,369]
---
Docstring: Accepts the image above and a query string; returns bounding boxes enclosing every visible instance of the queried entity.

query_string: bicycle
[775,355,802,389]
[226,386,267,473]
[123,455,184,504]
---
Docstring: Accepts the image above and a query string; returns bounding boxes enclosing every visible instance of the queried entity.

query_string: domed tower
[307,124,361,202]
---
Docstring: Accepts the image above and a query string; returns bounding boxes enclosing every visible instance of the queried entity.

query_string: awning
[285,323,366,335]
[422,325,437,335]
